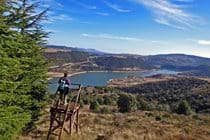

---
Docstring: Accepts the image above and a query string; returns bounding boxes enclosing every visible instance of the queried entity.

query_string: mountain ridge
[46,45,210,59]
[45,45,210,77]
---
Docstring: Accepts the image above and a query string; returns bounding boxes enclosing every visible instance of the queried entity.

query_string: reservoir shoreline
[47,69,149,80]
[48,69,179,93]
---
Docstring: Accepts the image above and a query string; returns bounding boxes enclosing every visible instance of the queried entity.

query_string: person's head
[64,73,68,77]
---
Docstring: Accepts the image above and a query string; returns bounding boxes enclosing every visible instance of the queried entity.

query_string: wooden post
[69,113,72,135]
[76,109,79,133]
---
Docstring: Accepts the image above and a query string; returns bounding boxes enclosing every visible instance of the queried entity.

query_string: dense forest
[94,56,155,70]
[0,0,48,139]
[119,77,210,113]
[44,51,89,66]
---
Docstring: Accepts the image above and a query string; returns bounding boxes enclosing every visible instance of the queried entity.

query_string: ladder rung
[49,132,59,136]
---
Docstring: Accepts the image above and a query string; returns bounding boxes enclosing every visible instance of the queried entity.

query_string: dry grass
[19,108,210,140]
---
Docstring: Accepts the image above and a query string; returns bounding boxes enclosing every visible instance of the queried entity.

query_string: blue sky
[41,0,210,57]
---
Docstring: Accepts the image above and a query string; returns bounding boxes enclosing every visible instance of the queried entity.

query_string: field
[19,106,210,140]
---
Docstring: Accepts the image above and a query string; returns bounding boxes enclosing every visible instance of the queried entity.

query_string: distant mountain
[73,48,106,55]
[46,45,106,55]
[46,45,72,51]
[143,54,210,77]
[45,45,210,77]
[144,54,210,67]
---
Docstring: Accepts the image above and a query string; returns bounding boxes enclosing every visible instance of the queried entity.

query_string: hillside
[144,54,210,67]
[46,45,106,55]
[44,51,90,66]
[45,45,210,77]
[93,56,155,70]
[119,76,210,113]
[19,108,210,140]
[18,72,210,140]
[20,76,210,139]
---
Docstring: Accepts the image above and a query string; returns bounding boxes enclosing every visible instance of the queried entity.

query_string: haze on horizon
[41,0,210,58]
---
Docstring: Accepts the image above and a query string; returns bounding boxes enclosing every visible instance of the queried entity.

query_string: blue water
[48,69,178,93]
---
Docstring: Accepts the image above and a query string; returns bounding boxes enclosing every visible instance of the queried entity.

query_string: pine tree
[0,0,48,138]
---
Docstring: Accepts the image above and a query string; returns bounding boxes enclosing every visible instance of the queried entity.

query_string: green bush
[82,95,93,104]
[117,93,137,113]
[155,115,162,121]
[156,104,171,112]
[96,96,104,105]
[79,100,84,108]
[100,107,112,114]
[136,96,158,111]
[176,100,192,115]
[89,100,100,112]
[103,95,116,105]
[136,96,149,110]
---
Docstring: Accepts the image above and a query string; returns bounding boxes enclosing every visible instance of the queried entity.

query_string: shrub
[155,115,162,121]
[145,112,153,117]
[117,93,137,113]
[162,114,171,119]
[136,96,157,111]
[156,104,171,112]
[79,100,84,108]
[100,107,112,114]
[176,100,192,115]
[136,96,149,110]
[82,95,93,105]
[89,100,100,112]
[103,95,114,105]
[96,96,104,105]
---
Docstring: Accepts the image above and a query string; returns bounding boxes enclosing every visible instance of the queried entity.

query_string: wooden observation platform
[47,84,82,140]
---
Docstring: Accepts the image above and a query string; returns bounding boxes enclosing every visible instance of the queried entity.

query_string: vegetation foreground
[19,106,210,140]
[20,79,210,140]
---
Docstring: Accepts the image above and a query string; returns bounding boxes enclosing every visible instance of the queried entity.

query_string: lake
[48,69,178,93]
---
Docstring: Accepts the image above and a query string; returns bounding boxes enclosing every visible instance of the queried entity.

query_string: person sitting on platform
[57,72,71,105]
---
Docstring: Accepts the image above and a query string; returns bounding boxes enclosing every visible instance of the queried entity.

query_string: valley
[26,45,210,140]
[45,45,210,78]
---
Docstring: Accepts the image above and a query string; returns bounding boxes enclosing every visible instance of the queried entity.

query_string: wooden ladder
[47,84,82,140]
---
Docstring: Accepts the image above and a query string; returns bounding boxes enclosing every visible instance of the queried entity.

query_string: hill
[45,45,210,77]
[119,76,210,113]
[144,54,210,67]
[46,45,106,55]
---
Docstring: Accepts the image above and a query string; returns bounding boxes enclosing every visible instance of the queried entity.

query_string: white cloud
[40,0,64,9]
[82,33,143,41]
[79,21,94,24]
[57,2,64,8]
[133,0,203,30]
[42,14,73,24]
[198,40,210,45]
[103,1,132,13]
[173,0,194,2]
[95,12,110,16]
[75,1,97,10]
[81,33,169,45]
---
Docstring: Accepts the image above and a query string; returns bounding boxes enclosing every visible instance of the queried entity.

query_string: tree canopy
[0,0,48,139]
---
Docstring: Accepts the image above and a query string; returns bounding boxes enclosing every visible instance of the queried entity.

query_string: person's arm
[66,78,71,85]
[58,78,61,84]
